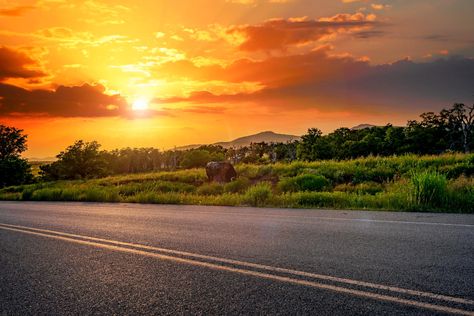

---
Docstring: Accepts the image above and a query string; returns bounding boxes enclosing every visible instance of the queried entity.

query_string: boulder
[206,161,237,183]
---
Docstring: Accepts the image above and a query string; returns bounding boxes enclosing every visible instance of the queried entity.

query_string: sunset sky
[1,0,473,158]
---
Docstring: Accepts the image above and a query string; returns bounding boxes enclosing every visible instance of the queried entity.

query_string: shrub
[223,177,250,193]
[235,164,259,179]
[334,182,383,195]
[180,150,212,169]
[409,171,448,210]
[292,191,350,208]
[21,187,35,200]
[128,192,184,204]
[196,183,224,195]
[244,183,272,206]
[31,188,63,201]
[445,176,474,213]
[278,174,330,192]
[256,165,273,178]
[0,157,34,187]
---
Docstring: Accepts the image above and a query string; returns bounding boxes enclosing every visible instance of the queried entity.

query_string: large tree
[0,125,33,187]
[40,140,109,180]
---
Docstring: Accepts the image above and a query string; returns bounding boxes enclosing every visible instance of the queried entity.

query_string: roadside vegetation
[1,154,473,213]
[0,103,473,212]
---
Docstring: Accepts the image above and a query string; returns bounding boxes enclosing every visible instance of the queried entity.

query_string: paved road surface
[0,201,473,315]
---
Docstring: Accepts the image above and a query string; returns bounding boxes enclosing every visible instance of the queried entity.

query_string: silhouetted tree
[0,125,33,187]
[297,128,323,161]
[40,140,109,180]
[441,103,474,153]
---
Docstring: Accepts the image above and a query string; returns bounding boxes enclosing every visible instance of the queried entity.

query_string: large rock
[206,161,237,183]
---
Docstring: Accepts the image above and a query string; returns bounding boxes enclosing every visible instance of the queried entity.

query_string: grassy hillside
[1,154,473,213]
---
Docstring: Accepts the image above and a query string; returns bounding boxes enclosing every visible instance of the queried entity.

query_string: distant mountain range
[351,124,377,130]
[176,125,382,150]
[176,131,301,150]
[28,126,380,159]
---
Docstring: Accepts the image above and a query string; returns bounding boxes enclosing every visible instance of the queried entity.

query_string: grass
[1,153,473,213]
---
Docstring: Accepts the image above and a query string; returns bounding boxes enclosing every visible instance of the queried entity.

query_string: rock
[206,161,237,183]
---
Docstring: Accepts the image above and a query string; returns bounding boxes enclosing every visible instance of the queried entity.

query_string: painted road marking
[161,210,474,228]
[1,202,473,227]
[0,223,472,305]
[0,223,473,315]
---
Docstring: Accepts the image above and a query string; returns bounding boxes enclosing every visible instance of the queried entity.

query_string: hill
[351,124,377,130]
[176,131,300,150]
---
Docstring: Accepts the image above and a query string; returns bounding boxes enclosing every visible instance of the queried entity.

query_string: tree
[0,125,33,187]
[0,125,28,159]
[40,140,109,180]
[296,128,323,161]
[441,103,474,153]
[180,149,225,169]
[0,157,33,187]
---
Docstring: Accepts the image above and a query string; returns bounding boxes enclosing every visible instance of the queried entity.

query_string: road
[0,201,473,315]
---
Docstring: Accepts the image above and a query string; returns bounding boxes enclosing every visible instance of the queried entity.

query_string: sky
[0,0,473,158]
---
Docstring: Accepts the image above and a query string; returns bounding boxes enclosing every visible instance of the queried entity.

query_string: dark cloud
[421,34,450,42]
[0,83,129,117]
[156,49,474,113]
[0,46,46,81]
[226,13,377,51]
[352,30,386,39]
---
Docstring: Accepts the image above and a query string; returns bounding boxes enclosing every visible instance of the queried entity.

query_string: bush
[117,181,195,196]
[278,174,330,192]
[292,191,350,208]
[40,140,109,180]
[0,157,33,187]
[196,183,224,195]
[409,171,448,210]
[446,176,474,213]
[334,182,383,195]
[223,177,251,193]
[244,183,272,206]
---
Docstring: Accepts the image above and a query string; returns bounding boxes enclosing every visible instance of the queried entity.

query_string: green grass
[1,153,473,213]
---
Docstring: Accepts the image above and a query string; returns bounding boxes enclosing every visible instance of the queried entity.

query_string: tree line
[0,103,472,186]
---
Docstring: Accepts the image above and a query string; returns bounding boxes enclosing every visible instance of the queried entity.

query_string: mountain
[215,131,300,147]
[175,131,300,150]
[351,124,377,130]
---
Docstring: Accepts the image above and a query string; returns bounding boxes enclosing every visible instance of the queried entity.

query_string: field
[1,154,473,213]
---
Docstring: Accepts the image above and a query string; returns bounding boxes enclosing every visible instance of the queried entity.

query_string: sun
[132,99,149,111]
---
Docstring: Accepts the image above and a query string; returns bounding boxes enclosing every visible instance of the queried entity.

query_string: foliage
[40,140,109,180]
[0,125,28,159]
[278,174,330,192]
[223,177,251,193]
[0,124,33,187]
[180,149,224,169]
[244,182,273,206]
[196,183,224,195]
[0,157,33,187]
[408,171,448,210]
[1,154,473,213]
[2,102,474,212]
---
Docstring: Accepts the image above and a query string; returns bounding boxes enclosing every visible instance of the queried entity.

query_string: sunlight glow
[132,99,149,111]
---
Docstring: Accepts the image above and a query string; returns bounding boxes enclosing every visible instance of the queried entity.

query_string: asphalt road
[0,201,473,315]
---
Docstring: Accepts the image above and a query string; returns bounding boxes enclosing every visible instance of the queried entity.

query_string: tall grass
[1,153,472,213]
[409,171,448,210]
[244,183,272,207]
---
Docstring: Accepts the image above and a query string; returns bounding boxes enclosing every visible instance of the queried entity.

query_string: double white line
[0,222,473,315]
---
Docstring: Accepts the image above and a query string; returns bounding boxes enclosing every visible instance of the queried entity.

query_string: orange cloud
[226,13,377,51]
[0,5,35,16]
[0,46,46,81]
[156,47,474,113]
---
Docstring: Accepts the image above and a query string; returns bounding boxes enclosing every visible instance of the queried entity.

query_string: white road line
[169,210,474,227]
[0,222,473,311]
[1,202,472,227]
